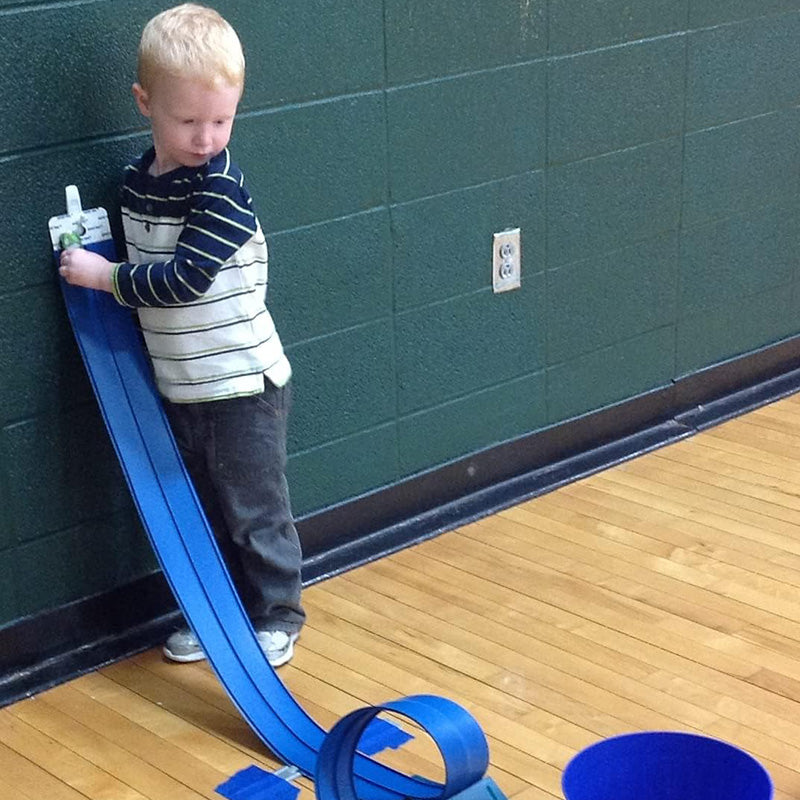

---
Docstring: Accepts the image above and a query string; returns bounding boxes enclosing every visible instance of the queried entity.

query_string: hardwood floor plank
[657,437,800,490]
[539,483,800,586]
[99,659,273,764]
[0,709,148,800]
[509,784,560,800]
[6,394,800,798]
[304,589,575,765]
[394,539,719,731]
[369,551,780,733]
[82,667,314,799]
[493,502,800,646]
[0,740,90,800]
[33,683,228,798]
[619,455,800,520]
[69,672,258,776]
[7,697,205,800]
[295,626,529,793]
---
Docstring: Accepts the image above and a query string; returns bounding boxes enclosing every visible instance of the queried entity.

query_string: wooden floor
[4,394,800,799]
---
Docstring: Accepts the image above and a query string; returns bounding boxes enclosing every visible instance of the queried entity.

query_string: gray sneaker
[164,627,298,667]
[256,630,299,667]
[163,628,205,663]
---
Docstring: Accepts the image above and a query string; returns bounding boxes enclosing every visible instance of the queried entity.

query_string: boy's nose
[194,125,213,147]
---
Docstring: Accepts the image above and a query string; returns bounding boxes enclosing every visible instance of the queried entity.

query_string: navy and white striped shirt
[112,147,291,402]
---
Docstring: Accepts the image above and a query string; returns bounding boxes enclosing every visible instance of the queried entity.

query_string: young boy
[59,3,305,667]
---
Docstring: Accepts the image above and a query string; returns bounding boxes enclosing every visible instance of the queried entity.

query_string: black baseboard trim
[299,417,694,585]
[300,336,800,583]
[3,334,800,707]
[0,574,180,708]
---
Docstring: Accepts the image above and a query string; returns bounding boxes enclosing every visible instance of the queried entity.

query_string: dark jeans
[165,380,305,634]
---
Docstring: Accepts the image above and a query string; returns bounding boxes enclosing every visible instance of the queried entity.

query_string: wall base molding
[3,335,800,707]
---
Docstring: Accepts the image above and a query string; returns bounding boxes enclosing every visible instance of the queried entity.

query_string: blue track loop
[54,233,492,800]
[316,696,490,800]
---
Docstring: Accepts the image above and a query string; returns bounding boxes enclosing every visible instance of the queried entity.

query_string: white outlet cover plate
[492,228,521,293]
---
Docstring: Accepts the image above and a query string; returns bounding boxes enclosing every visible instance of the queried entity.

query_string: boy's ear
[132,83,151,117]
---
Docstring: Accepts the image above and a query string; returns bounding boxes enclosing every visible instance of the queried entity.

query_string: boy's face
[133,75,241,175]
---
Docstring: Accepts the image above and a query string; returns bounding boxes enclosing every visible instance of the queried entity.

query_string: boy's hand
[59,247,114,293]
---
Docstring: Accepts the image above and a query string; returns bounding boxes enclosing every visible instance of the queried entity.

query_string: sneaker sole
[266,633,299,668]
[162,645,206,663]
[163,633,298,665]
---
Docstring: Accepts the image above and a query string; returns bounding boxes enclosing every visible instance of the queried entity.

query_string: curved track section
[55,237,489,800]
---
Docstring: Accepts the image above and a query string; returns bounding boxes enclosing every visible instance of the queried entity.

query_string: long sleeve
[113,152,259,308]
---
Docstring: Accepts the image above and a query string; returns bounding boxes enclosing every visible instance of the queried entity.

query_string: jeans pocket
[254,379,290,417]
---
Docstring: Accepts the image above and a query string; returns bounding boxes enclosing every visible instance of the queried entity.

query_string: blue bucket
[562,732,773,800]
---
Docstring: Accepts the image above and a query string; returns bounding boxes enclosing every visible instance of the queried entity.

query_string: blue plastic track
[56,239,490,800]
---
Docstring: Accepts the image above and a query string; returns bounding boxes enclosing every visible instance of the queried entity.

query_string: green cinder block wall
[2,0,800,627]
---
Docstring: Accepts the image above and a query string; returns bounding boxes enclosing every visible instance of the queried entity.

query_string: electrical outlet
[492,228,521,293]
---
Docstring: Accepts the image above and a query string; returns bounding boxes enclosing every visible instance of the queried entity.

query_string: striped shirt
[112,147,291,403]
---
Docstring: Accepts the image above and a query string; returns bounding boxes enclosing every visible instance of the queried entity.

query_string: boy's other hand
[59,247,114,294]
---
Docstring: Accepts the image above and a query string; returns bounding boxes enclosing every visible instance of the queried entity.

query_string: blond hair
[137,3,245,93]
